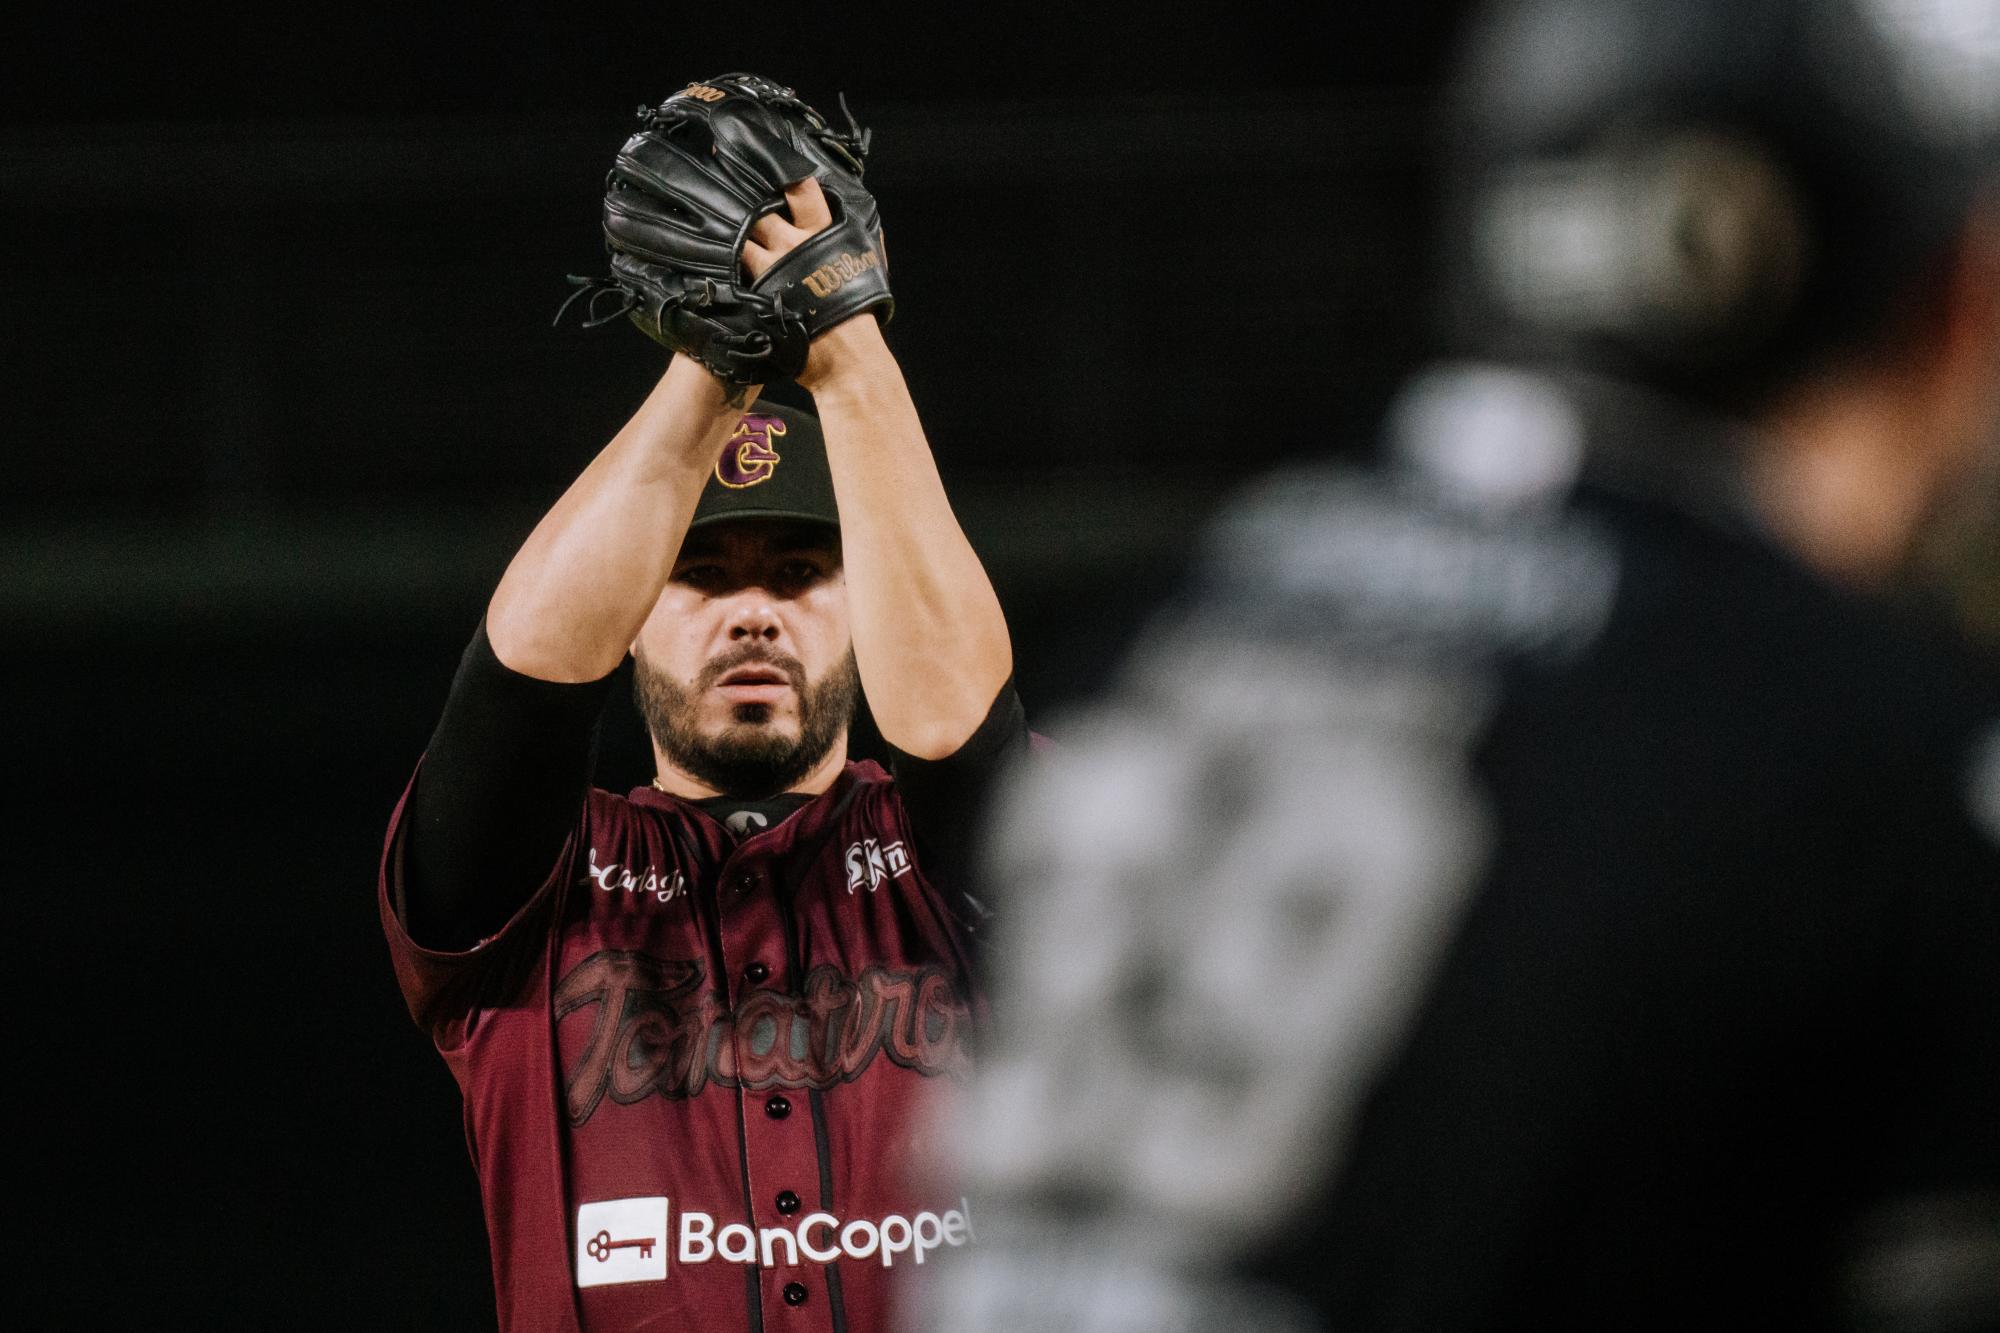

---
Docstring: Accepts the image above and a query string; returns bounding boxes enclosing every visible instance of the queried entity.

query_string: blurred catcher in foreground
[916,2,2000,1331]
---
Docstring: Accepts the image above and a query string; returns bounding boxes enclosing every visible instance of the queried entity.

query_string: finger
[747,210,799,253]
[786,175,834,233]
[741,237,774,281]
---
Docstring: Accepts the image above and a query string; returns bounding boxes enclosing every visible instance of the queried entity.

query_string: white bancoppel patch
[577,1196,670,1288]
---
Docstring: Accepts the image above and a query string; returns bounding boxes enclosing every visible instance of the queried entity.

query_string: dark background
[2,0,1505,1321]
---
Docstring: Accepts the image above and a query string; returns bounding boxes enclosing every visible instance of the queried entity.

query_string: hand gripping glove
[558,73,892,387]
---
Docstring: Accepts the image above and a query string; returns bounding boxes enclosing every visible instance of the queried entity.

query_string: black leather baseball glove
[558,73,892,387]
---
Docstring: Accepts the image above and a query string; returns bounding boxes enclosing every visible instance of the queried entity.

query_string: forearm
[806,320,1013,757]
[488,355,748,682]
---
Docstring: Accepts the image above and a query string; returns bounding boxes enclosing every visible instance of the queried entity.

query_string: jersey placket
[716,845,840,1331]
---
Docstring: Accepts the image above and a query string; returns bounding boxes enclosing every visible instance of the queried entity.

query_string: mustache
[695,642,808,693]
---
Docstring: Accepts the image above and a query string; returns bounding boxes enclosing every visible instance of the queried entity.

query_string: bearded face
[630,518,857,799]
[633,640,859,799]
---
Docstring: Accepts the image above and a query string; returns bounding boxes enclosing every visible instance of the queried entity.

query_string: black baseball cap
[689,400,841,531]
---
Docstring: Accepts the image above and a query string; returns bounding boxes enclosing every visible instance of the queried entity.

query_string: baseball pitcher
[379,76,1022,1331]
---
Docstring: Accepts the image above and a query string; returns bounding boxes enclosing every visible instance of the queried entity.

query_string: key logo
[577,1197,670,1287]
[716,415,786,489]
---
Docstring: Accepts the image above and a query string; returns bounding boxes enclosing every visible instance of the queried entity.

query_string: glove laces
[552,275,639,329]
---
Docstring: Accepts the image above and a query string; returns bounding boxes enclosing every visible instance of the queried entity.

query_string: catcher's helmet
[1442,0,2000,405]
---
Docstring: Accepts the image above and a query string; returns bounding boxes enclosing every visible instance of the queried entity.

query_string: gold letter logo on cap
[716,415,787,488]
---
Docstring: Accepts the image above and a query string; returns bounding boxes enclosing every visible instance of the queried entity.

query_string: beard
[633,641,860,799]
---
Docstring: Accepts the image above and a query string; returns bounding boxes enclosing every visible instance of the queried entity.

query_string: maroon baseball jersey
[379,760,981,1331]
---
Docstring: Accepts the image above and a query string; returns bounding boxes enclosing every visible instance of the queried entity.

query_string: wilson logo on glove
[801,249,883,300]
[680,83,727,103]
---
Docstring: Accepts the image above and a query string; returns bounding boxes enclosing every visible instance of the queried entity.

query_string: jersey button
[743,961,770,985]
[782,1281,809,1307]
[734,871,758,894]
[775,1189,801,1215]
[765,1094,791,1120]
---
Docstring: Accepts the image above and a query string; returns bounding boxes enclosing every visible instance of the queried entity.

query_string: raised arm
[486,359,751,681]
[747,180,1014,759]
[395,358,749,951]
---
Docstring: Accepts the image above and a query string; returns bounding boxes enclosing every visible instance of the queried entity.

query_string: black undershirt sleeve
[397,619,617,952]
[886,679,1029,921]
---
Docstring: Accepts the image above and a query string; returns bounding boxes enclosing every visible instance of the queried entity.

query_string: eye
[674,563,726,589]
[773,558,826,590]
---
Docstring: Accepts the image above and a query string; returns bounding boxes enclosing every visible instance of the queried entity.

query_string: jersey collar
[626,758,890,850]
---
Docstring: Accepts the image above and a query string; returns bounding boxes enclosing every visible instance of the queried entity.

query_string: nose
[724,594,782,643]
